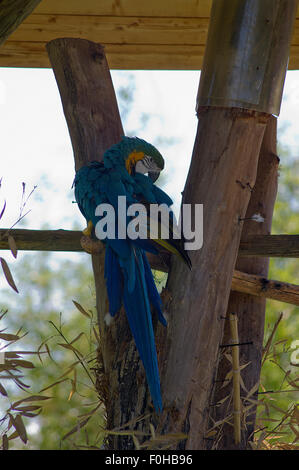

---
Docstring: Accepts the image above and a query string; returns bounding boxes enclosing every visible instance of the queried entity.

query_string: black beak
[148,171,160,183]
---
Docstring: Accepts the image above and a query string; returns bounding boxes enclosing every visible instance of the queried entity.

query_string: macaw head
[104,136,165,182]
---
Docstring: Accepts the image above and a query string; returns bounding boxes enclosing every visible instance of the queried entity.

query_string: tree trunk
[46,38,160,450]
[210,116,279,449]
[46,0,296,448]
[159,107,269,449]
[157,0,296,450]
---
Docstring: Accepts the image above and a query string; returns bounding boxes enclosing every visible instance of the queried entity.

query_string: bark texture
[1,229,299,258]
[46,38,161,450]
[158,107,269,449]
[210,116,279,449]
[0,0,42,46]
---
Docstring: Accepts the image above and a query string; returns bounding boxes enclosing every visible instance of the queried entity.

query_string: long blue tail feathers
[104,245,165,412]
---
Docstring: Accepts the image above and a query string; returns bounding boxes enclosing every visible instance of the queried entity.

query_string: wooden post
[158,0,297,450]
[0,0,42,45]
[210,117,279,449]
[159,107,268,448]
[46,38,161,450]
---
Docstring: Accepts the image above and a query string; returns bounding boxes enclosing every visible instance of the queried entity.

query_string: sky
[0,68,298,279]
[0,69,201,230]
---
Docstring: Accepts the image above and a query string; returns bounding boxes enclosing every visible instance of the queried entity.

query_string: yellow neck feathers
[125,151,144,174]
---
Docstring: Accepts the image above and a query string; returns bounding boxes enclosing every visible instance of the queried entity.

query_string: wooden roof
[1,0,299,70]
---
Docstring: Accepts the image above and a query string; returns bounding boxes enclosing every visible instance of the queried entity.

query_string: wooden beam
[2,41,299,70]
[9,15,209,45]
[1,228,298,307]
[0,0,42,46]
[0,229,82,252]
[0,42,207,69]
[1,229,299,259]
[34,0,213,17]
[232,269,299,306]
[8,15,299,49]
[239,234,299,258]
[1,0,299,70]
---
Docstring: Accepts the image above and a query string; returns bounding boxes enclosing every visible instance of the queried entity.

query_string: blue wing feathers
[74,149,169,412]
[123,247,163,412]
[104,246,123,316]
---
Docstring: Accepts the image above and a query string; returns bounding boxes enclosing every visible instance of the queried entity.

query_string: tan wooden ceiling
[1,0,299,70]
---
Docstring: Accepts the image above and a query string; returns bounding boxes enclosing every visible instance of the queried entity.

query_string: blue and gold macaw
[74,136,191,412]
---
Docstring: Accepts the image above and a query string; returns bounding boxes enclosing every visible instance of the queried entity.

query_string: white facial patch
[135,160,149,174]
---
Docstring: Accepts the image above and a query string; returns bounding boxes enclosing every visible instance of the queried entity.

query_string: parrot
[73,136,191,413]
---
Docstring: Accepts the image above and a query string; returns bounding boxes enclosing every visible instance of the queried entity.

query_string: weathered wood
[157,107,269,450]
[2,228,299,259]
[12,14,299,47]
[197,1,298,115]
[35,0,213,17]
[210,116,279,450]
[46,39,123,171]
[232,269,299,306]
[0,228,83,252]
[159,0,296,449]
[2,42,299,71]
[0,41,207,69]
[0,0,42,45]
[239,234,299,258]
[1,1,299,70]
[10,15,209,45]
[1,228,299,307]
[46,38,158,450]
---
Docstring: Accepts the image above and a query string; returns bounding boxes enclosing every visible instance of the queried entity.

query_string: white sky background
[0,67,298,250]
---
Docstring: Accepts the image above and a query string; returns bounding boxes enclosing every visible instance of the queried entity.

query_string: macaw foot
[83,220,93,236]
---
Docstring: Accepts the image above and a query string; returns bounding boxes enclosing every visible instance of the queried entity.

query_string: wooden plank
[34,0,213,17]
[2,41,299,70]
[34,0,299,18]
[232,269,299,306]
[9,14,209,45]
[0,42,206,69]
[8,14,299,47]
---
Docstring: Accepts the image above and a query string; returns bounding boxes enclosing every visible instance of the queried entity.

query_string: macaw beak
[148,170,160,182]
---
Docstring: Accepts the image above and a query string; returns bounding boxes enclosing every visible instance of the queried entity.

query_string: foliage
[255,140,299,448]
[0,249,107,450]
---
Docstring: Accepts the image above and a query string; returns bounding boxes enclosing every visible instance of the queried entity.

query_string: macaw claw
[83,220,93,236]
